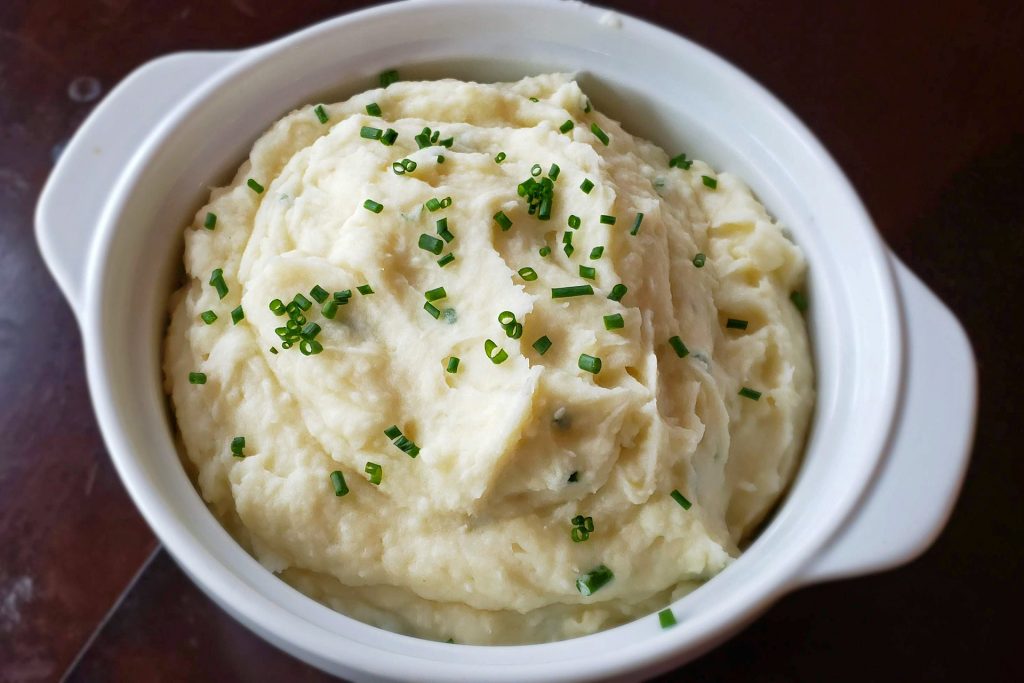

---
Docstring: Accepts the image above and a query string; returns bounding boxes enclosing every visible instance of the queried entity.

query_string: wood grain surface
[1,1,1021,681]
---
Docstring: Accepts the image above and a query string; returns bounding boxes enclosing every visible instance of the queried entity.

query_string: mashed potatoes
[163,73,813,644]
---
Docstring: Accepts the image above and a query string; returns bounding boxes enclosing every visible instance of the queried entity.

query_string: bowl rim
[79,0,903,680]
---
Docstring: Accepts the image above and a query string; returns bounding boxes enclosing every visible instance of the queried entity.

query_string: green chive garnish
[568,471,579,482]
[357,284,374,295]
[580,178,594,194]
[739,387,762,401]
[363,199,383,213]
[322,299,339,319]
[518,267,538,281]
[380,128,398,146]
[562,231,573,245]
[203,212,217,230]
[365,462,382,485]
[563,243,575,257]
[209,269,228,299]
[493,211,513,231]
[583,99,592,113]
[247,178,264,194]
[360,126,383,140]
[668,336,689,358]
[436,217,455,243]
[608,284,627,302]
[568,215,581,229]
[424,287,447,302]
[299,339,323,356]
[531,163,542,177]
[539,246,551,257]
[579,265,596,280]
[604,314,624,330]
[670,489,692,509]
[484,339,508,364]
[230,436,245,457]
[310,285,329,304]
[529,96,539,102]
[446,356,460,373]
[365,102,381,116]
[589,246,604,260]
[269,299,286,315]
[548,163,560,180]
[314,104,329,124]
[669,153,693,170]
[231,305,244,325]
[702,175,718,189]
[495,152,506,163]
[659,608,677,628]
[498,311,516,327]
[437,253,455,267]
[425,197,442,212]
[270,347,278,354]
[692,253,706,268]
[437,154,445,163]
[559,119,574,134]
[590,122,610,146]
[576,564,614,596]
[551,285,594,298]
[726,318,749,330]
[424,302,441,319]
[300,322,321,340]
[379,69,399,87]
[384,425,402,440]
[188,372,206,385]
[200,310,218,325]
[393,158,417,175]
[791,291,809,311]
[333,290,352,304]
[578,353,602,374]
[419,234,444,255]
[532,335,552,355]
[330,470,349,497]
[293,293,312,311]
[599,214,616,225]
[630,213,644,236]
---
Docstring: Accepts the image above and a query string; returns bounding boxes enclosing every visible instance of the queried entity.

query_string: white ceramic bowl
[35,1,977,680]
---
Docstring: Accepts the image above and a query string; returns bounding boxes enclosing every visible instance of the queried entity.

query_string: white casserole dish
[35,1,977,680]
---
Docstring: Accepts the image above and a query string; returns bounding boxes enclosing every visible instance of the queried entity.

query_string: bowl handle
[800,255,977,585]
[35,51,239,314]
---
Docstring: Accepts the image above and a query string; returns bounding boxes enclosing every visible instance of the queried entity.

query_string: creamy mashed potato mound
[163,74,813,644]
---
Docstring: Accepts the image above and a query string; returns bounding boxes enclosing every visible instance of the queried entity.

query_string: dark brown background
[1,1,1022,681]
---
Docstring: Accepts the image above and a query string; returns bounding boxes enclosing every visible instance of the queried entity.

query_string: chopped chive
[209,269,228,299]
[230,436,245,457]
[539,246,551,257]
[200,310,218,325]
[531,163,542,177]
[299,339,323,356]
[669,153,693,170]
[739,387,762,401]
[330,470,349,497]
[363,199,383,213]
[701,175,718,189]
[300,322,322,340]
[484,339,508,364]
[599,214,616,225]
[231,305,244,325]
[670,489,692,510]
[357,284,374,295]
[568,471,579,482]
[604,313,624,330]
[203,212,217,230]
[505,322,523,339]
[247,178,264,194]
[365,102,381,116]
[365,462,382,485]
[446,356,460,374]
[424,302,441,319]
[548,163,560,180]
[563,243,575,257]
[608,283,628,302]
[360,126,383,140]
[551,285,593,298]
[313,104,329,123]
[580,178,595,194]
[571,527,589,543]
[589,246,604,260]
[322,299,339,319]
[579,265,596,280]
[436,217,455,242]
[498,310,517,327]
[692,253,706,268]
[392,158,417,175]
[583,99,592,113]
[659,608,677,628]
[418,234,444,255]
[532,335,552,355]
[425,197,442,212]
[437,253,456,267]
[493,211,513,231]
[495,151,507,163]
[380,128,398,145]
[437,154,445,163]
[559,119,574,134]
[188,372,207,385]
[790,291,809,312]
[568,215,581,229]
[578,353,602,374]
[518,267,538,281]
[309,285,329,304]
[333,289,352,303]
[424,287,447,302]
[590,122,610,146]
[293,293,312,311]
[269,347,278,354]
[439,197,452,208]
[562,232,573,245]
[269,299,286,315]
[668,336,689,358]
[726,318,749,330]
[529,96,539,102]
[384,425,402,440]
[392,434,420,458]
[379,69,399,87]
[630,212,644,236]
[576,564,614,596]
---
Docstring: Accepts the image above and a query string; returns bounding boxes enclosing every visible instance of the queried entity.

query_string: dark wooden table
[2,1,1021,680]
